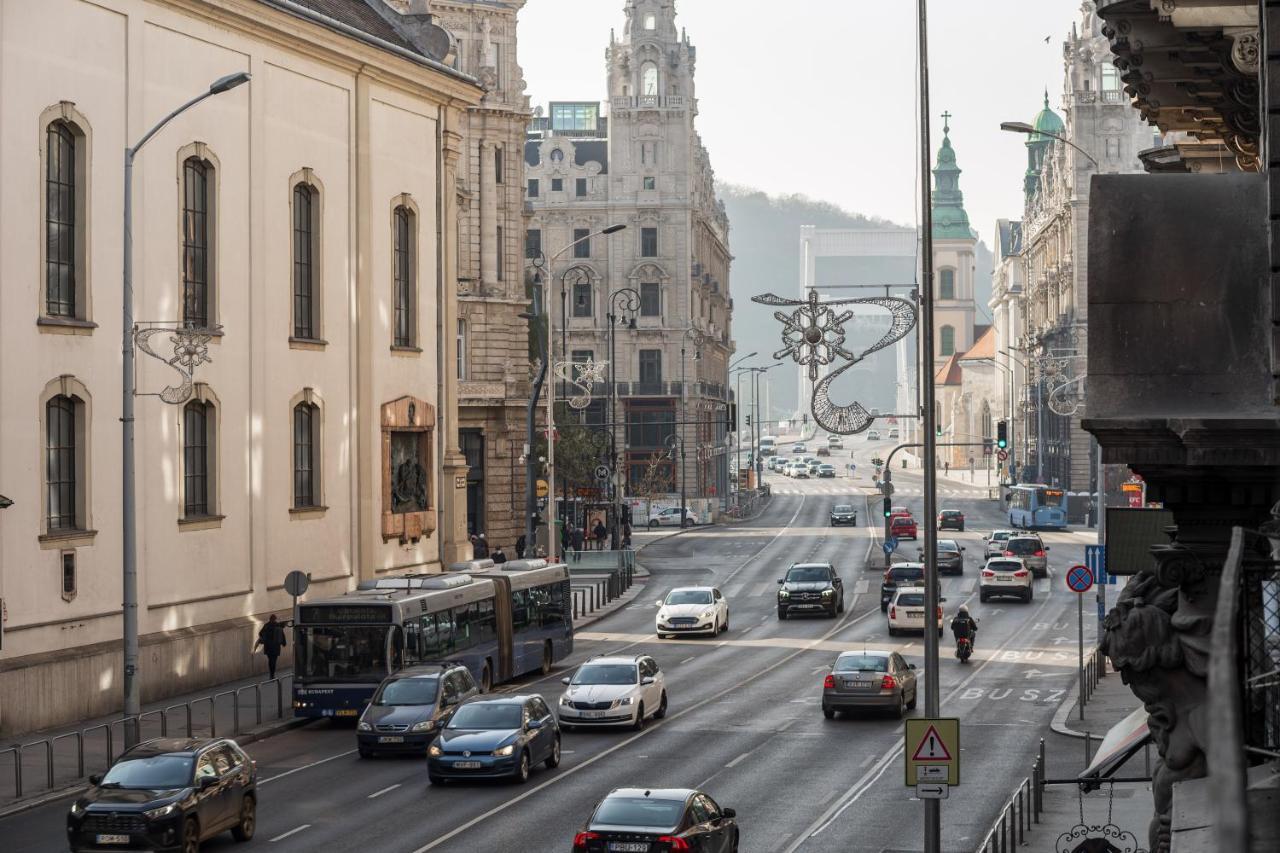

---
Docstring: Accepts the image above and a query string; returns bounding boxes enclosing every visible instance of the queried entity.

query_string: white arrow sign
[915,783,949,800]
[1023,669,1070,679]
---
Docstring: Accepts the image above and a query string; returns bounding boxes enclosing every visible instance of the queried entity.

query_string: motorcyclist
[950,605,978,657]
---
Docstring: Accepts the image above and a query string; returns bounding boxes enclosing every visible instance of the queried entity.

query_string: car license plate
[95,835,130,845]
[609,844,650,853]
[378,736,404,743]
[997,575,1013,582]
[335,709,359,717]
[582,710,609,719]
[452,760,482,769]
[907,610,923,618]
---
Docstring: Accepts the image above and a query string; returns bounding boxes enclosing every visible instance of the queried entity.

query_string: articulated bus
[1007,484,1067,531]
[291,560,572,719]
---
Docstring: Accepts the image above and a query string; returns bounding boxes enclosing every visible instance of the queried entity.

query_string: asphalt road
[9,437,1100,853]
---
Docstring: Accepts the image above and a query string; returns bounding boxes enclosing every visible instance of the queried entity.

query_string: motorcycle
[956,636,973,663]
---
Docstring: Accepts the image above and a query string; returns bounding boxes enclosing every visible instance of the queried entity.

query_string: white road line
[853,580,869,595]
[259,750,356,785]
[367,784,400,799]
[270,825,311,843]
[680,656,696,664]
[725,751,753,768]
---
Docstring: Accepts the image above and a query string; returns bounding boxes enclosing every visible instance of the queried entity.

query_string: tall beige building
[433,0,533,552]
[525,0,733,510]
[0,0,479,734]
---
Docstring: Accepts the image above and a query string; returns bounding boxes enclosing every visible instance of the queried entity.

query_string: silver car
[821,650,917,719]
[1002,535,1049,577]
[984,530,1016,558]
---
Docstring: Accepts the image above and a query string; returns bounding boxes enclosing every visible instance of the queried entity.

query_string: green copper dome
[931,113,971,240]
[1028,91,1064,144]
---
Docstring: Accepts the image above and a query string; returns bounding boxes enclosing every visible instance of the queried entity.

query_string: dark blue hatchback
[427,695,560,784]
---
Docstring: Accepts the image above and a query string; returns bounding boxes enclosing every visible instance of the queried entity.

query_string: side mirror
[941,597,948,603]
[908,664,917,670]
[723,807,737,819]
[776,579,784,584]
[960,547,966,551]
[641,676,656,685]
[527,718,544,730]
[1044,546,1050,551]
[198,775,217,791]
[88,774,102,786]
[655,599,666,607]
[561,676,572,685]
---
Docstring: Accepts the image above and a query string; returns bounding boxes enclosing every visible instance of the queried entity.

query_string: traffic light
[996,420,1008,449]
[745,414,752,426]
[726,403,737,432]
[883,497,892,518]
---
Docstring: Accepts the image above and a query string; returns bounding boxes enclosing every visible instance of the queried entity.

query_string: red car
[889,506,912,521]
[890,515,918,540]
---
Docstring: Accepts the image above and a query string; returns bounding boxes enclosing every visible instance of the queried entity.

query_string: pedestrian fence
[566,550,637,621]
[0,675,290,804]
[1079,645,1107,713]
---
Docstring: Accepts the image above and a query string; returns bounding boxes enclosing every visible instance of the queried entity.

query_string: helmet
[957,604,970,617]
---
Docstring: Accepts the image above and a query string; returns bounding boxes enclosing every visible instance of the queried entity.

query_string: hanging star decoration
[135,324,222,405]
[753,290,917,435]
[555,358,609,410]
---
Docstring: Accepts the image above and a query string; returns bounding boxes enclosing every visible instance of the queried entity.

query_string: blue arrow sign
[1085,544,1113,585]
[882,537,899,555]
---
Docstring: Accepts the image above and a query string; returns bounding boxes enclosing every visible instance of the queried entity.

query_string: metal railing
[566,550,637,621]
[976,738,1046,852]
[0,675,290,803]
[1079,644,1107,711]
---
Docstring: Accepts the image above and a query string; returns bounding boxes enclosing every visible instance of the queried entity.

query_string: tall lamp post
[607,289,639,549]
[679,328,707,529]
[120,71,250,748]
[535,224,626,562]
[728,353,757,497]
[750,363,785,486]
[999,120,1100,168]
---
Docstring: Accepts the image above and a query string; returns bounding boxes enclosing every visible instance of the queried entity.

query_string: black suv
[68,737,256,853]
[358,662,480,757]
[829,504,858,526]
[572,787,738,853]
[918,538,965,575]
[880,562,942,612]
[778,562,844,619]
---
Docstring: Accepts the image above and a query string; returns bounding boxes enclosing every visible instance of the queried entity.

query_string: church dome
[1028,91,1064,144]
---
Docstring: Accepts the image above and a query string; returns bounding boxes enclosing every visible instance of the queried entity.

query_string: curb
[1049,679,1088,739]
[0,716,311,820]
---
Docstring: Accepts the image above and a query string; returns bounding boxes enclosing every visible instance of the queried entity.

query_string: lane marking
[367,784,400,799]
[270,825,311,842]
[725,751,753,768]
[680,656,696,665]
[259,749,356,785]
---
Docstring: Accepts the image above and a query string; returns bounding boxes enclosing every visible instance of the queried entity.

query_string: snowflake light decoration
[555,358,608,410]
[135,324,222,405]
[753,290,917,435]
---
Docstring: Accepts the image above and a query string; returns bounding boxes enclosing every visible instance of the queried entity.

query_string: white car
[887,587,943,637]
[655,586,729,638]
[980,557,1033,603]
[827,437,843,450]
[867,430,881,440]
[792,443,808,454]
[984,530,1016,559]
[789,464,810,479]
[648,507,698,528]
[558,655,667,730]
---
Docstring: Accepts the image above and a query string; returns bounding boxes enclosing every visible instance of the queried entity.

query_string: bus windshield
[1039,488,1064,508]
[295,626,389,682]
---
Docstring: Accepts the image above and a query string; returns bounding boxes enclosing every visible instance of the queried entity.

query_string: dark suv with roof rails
[358,661,480,757]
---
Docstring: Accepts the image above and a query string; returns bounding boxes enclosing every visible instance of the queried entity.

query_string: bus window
[541,582,567,627]
[1040,489,1064,508]
[511,589,530,631]
[437,610,455,654]
[454,602,474,651]
[475,599,497,643]
[404,616,422,662]
[420,613,442,657]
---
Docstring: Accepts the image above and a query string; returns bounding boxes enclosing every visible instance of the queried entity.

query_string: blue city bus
[1008,484,1067,530]
[292,560,573,719]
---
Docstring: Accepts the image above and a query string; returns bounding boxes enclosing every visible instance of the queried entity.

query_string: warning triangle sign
[911,725,952,761]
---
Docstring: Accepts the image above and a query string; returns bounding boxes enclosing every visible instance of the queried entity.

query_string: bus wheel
[540,642,553,676]
[481,661,493,693]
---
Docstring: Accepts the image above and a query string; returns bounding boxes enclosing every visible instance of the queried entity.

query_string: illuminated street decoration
[134,323,222,405]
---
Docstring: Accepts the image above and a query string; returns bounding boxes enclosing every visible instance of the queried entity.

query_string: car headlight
[778,589,790,598]
[143,803,179,821]
[559,695,573,707]
[700,610,715,619]
[428,744,442,757]
[821,588,835,597]
[492,744,515,757]
[70,801,86,817]
[411,720,435,732]
[617,696,635,706]
[358,721,373,731]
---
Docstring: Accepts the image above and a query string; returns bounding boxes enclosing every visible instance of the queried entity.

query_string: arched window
[183,399,215,518]
[182,157,212,328]
[644,13,656,30]
[642,63,658,97]
[293,402,319,509]
[550,148,565,163]
[939,268,955,300]
[293,183,318,339]
[393,205,415,347]
[940,325,955,356]
[572,278,593,317]
[46,122,78,318]
[46,395,78,530]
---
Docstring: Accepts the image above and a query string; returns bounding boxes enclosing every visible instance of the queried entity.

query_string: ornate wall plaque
[381,396,437,543]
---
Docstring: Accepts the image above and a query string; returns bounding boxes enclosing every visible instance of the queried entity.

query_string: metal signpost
[1066,564,1094,720]
[284,570,310,624]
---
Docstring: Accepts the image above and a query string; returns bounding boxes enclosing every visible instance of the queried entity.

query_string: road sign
[915,783,949,800]
[881,481,895,496]
[536,479,549,498]
[904,718,959,785]
[916,765,948,782]
[996,449,1008,462]
[594,464,611,481]
[1085,544,1113,585]
[882,536,899,555]
[284,571,310,597]
[1066,564,1094,593]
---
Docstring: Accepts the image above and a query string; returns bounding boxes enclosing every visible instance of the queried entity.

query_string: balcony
[610,95,685,111]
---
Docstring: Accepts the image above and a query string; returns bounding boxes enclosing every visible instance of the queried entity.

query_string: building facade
[0,0,479,734]
[930,118,978,370]
[524,0,733,511]
[433,0,533,553]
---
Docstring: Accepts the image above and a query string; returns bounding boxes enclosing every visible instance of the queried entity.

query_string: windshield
[1039,489,1064,508]
[447,703,522,730]
[593,797,685,829]
[665,590,712,606]
[988,561,1023,572]
[897,593,925,606]
[374,676,438,706]
[833,505,854,513]
[786,566,830,583]
[992,532,1012,541]
[296,626,390,683]
[937,541,960,553]
[572,664,638,685]
[101,755,193,789]
[1006,539,1041,555]
[834,655,888,673]
[891,568,924,581]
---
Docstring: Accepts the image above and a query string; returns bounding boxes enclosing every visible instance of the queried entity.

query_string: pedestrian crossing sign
[904,718,959,786]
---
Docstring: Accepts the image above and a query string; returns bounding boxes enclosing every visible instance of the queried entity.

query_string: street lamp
[121,69,251,747]
[679,328,708,531]
[751,363,785,486]
[728,354,757,497]
[536,224,626,563]
[607,289,640,549]
[1000,120,1100,168]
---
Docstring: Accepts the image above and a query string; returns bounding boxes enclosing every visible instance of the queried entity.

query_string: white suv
[887,587,943,637]
[980,557,1033,603]
[655,586,729,638]
[558,655,667,730]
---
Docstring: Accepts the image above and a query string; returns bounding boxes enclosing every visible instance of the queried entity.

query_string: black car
[572,788,738,853]
[427,695,560,784]
[829,504,858,526]
[778,562,844,619]
[919,539,965,575]
[938,509,965,531]
[879,562,941,612]
[67,737,256,853]
[358,662,480,757]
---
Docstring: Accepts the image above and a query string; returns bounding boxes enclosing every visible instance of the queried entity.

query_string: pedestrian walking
[944,460,950,475]
[593,519,608,551]
[571,524,585,555]
[254,614,287,680]
[622,520,632,549]
[515,534,526,559]
[474,534,490,558]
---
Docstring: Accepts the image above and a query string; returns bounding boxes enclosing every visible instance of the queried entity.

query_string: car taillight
[936,606,942,620]
[1004,550,1015,556]
[889,606,897,619]
[658,837,692,851]
[1014,569,1029,577]
[981,570,995,577]
[823,674,835,688]
[883,569,893,581]
[573,831,601,850]
[1034,550,1045,557]
[881,675,897,690]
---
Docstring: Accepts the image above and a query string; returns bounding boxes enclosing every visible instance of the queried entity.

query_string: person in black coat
[515,534,527,559]
[254,614,287,679]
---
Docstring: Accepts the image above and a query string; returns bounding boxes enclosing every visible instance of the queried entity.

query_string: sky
[518,0,1088,240]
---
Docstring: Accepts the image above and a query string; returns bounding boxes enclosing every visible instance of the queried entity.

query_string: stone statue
[480,17,496,69]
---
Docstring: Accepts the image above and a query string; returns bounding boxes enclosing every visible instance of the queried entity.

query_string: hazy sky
[518,0,1088,240]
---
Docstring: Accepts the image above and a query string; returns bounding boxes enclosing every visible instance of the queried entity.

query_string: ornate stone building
[0,0,478,733]
[525,0,733,509]
[432,0,532,552]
